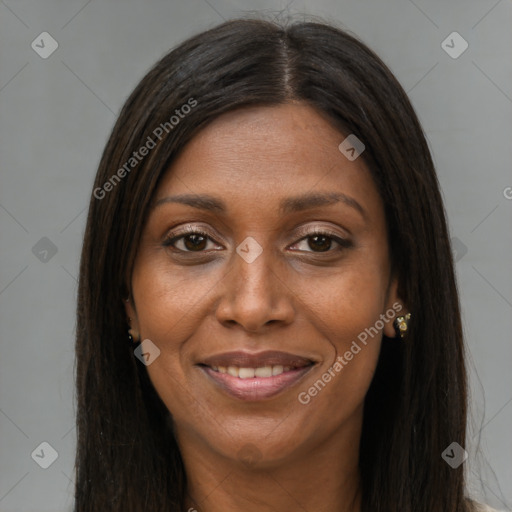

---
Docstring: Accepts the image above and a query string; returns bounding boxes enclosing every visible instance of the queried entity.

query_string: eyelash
[162,225,352,255]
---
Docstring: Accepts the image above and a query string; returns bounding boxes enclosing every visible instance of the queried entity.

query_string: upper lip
[200,350,315,369]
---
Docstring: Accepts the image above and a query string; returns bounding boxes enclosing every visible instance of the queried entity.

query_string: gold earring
[393,313,411,339]
[128,328,140,343]
[126,314,140,343]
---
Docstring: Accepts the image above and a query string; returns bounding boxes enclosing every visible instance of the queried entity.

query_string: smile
[198,350,316,401]
[210,364,295,378]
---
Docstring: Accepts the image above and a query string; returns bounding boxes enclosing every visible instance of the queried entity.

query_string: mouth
[197,350,316,401]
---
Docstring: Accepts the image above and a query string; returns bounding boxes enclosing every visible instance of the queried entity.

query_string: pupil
[185,234,206,251]
[309,235,331,252]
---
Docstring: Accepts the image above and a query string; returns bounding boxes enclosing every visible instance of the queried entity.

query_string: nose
[214,242,295,333]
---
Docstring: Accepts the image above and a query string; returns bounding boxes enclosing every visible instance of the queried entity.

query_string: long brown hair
[75,17,476,511]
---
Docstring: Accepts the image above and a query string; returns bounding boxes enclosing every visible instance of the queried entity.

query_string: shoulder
[472,503,507,512]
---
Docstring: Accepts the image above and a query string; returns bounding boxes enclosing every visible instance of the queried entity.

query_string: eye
[162,226,352,255]
[290,229,352,253]
[162,226,222,253]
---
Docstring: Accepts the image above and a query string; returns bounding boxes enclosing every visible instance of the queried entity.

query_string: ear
[123,296,139,332]
[383,277,408,338]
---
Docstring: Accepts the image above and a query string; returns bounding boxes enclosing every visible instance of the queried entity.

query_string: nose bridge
[233,235,279,302]
[235,241,274,294]
[215,235,294,330]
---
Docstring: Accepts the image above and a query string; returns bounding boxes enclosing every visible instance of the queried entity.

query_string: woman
[74,17,502,512]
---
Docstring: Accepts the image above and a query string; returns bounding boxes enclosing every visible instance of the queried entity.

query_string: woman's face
[125,102,401,467]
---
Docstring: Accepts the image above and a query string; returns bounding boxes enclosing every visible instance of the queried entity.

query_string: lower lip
[200,365,314,401]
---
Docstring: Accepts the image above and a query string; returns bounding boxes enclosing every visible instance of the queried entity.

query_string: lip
[200,364,315,401]
[198,350,317,401]
[200,350,315,369]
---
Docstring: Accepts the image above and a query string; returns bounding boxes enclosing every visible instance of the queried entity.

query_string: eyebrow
[151,191,366,219]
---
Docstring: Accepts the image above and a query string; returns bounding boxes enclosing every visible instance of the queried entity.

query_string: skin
[125,102,405,512]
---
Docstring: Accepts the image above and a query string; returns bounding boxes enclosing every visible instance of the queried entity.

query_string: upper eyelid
[166,221,348,236]
[164,224,346,240]
[164,225,349,251]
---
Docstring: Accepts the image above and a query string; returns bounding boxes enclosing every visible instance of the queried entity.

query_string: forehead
[153,102,381,219]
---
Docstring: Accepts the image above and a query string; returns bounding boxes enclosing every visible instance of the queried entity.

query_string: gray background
[1,0,511,511]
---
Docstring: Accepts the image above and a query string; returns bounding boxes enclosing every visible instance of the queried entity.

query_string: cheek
[294,306,384,437]
[294,255,389,349]
[132,257,220,340]
[292,256,387,412]
[130,259,225,414]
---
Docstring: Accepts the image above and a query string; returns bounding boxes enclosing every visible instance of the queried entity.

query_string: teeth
[227,366,239,377]
[255,366,272,378]
[272,365,284,376]
[239,367,255,379]
[211,364,300,378]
